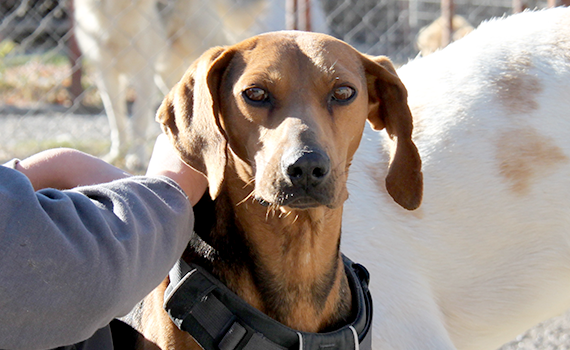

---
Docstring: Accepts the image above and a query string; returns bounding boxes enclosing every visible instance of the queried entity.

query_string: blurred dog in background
[416,14,473,56]
[74,0,265,170]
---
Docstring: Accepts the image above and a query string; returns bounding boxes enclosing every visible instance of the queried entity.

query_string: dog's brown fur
[133,31,422,349]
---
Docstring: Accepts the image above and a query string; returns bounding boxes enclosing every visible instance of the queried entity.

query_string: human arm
[13,148,130,190]
[0,165,193,349]
[146,134,207,206]
[13,134,208,204]
[0,137,207,349]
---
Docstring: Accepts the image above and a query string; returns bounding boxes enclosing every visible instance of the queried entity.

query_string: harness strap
[164,255,373,350]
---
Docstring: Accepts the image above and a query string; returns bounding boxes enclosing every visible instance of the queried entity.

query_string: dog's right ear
[156,46,235,200]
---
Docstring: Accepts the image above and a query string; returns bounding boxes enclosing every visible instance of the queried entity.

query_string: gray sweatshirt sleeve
[0,162,194,349]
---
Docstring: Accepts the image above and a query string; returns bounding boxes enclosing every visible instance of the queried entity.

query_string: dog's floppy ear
[156,46,234,199]
[362,55,423,210]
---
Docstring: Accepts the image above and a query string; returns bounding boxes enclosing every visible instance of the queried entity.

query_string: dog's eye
[331,86,356,102]
[243,87,270,103]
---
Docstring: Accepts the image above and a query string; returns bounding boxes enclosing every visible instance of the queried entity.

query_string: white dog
[342,8,570,350]
[416,15,474,56]
[154,0,267,92]
[74,0,163,170]
[74,0,264,170]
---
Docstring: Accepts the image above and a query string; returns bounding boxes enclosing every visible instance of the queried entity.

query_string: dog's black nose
[284,150,331,188]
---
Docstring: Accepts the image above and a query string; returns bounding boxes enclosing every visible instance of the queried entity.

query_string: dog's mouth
[255,190,335,210]
[284,197,322,209]
[279,195,323,209]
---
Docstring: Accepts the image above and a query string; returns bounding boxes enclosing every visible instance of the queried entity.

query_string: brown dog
[129,31,422,349]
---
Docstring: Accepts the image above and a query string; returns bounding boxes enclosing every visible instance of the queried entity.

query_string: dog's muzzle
[164,255,373,350]
[276,148,333,209]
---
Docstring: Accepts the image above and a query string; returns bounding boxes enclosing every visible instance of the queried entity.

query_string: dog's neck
[184,167,352,333]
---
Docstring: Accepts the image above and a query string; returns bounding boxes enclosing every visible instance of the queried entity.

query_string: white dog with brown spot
[342,8,570,350]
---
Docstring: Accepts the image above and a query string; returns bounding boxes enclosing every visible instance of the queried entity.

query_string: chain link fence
[0,0,546,164]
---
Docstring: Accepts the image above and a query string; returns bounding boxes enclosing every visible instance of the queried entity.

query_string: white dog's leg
[97,68,128,164]
[126,70,156,171]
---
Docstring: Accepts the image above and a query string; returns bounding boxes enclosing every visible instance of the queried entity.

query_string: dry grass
[0,41,101,109]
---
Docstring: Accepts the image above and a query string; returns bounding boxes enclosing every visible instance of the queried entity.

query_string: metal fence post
[298,0,311,31]
[440,0,454,48]
[65,0,84,105]
[286,0,297,30]
[285,0,311,31]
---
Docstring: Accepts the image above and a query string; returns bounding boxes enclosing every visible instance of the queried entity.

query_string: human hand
[16,148,130,191]
[146,134,207,206]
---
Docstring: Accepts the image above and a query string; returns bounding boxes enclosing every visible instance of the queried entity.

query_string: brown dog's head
[157,31,422,210]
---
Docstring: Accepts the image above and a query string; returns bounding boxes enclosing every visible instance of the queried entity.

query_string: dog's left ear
[156,46,236,200]
[362,55,423,210]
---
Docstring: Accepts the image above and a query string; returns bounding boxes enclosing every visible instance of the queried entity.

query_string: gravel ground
[2,109,570,349]
[0,106,111,163]
[500,311,570,350]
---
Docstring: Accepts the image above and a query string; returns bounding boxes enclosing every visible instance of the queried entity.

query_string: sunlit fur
[343,8,570,350]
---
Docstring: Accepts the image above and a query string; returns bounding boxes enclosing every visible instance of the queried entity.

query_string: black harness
[164,255,373,350]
